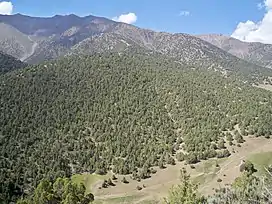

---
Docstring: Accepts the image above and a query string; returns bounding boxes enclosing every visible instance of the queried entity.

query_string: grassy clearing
[93,195,141,204]
[87,138,272,203]
[72,173,107,194]
[195,158,226,174]
[137,200,159,204]
[193,173,217,186]
[248,152,272,175]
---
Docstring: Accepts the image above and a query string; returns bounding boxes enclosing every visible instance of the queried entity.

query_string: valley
[20,36,38,61]
[0,12,272,204]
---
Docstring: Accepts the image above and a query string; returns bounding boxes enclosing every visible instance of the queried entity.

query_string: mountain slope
[0,23,35,61]
[0,13,271,79]
[1,53,272,203]
[197,34,272,69]
[0,51,26,74]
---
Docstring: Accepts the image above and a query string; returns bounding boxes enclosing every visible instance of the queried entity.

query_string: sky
[0,0,272,44]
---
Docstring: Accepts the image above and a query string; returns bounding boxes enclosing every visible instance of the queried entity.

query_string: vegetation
[1,53,272,203]
[249,152,272,175]
[165,162,272,204]
[0,51,26,73]
[164,168,206,204]
[71,174,106,194]
[211,162,272,203]
[16,161,272,204]
[16,177,94,204]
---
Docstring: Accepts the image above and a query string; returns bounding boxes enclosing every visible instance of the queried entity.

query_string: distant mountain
[0,51,26,74]
[0,23,35,61]
[0,13,118,63]
[0,13,115,36]
[197,34,272,69]
[0,13,271,79]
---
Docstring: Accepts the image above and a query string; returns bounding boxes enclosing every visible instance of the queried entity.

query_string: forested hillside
[1,54,272,203]
[0,51,26,74]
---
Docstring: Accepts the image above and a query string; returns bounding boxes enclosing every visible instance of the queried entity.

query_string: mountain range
[0,13,272,76]
[1,13,272,204]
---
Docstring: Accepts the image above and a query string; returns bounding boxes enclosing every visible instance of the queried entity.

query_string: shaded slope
[0,51,26,74]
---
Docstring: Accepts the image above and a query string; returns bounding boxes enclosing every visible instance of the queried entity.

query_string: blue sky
[1,0,270,37]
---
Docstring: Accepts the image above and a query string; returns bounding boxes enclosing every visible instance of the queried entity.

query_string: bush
[122,177,129,184]
[176,152,185,162]
[112,174,117,180]
[108,178,115,186]
[102,180,108,188]
[150,168,157,174]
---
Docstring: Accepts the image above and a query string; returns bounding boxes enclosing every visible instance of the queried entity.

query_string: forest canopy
[1,53,272,203]
[0,51,26,74]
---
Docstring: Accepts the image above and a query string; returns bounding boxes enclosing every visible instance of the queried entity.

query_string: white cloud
[231,0,272,44]
[0,1,13,15]
[179,10,190,16]
[112,12,137,24]
[257,2,264,10]
[265,0,272,8]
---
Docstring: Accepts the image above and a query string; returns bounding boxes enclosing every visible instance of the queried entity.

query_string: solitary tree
[164,168,206,204]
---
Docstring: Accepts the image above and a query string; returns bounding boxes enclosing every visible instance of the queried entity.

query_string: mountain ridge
[197,34,272,69]
[1,13,272,80]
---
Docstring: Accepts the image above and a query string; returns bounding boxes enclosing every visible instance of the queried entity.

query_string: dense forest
[1,53,272,203]
[0,51,26,74]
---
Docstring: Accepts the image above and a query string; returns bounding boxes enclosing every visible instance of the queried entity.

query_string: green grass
[72,173,107,194]
[93,195,141,204]
[93,201,104,204]
[193,173,217,186]
[191,158,227,186]
[248,152,272,175]
[137,200,159,204]
[195,158,227,174]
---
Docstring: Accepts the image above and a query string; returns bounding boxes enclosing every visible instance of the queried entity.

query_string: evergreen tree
[164,168,207,204]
